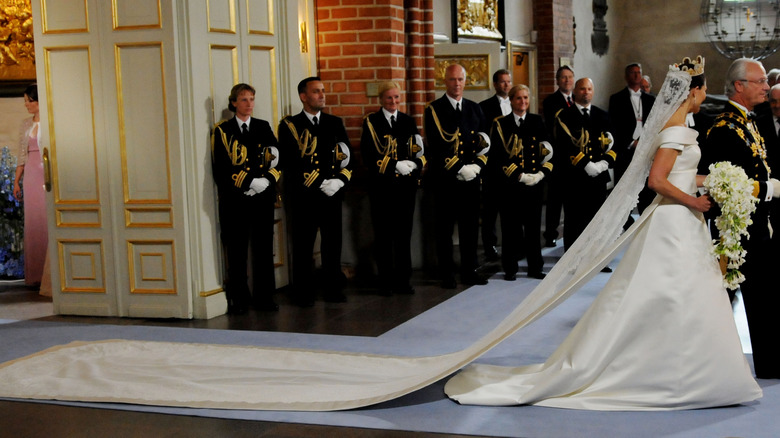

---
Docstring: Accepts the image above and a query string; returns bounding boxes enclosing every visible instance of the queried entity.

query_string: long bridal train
[0,67,761,412]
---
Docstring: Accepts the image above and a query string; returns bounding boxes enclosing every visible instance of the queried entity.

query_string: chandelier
[700,0,780,60]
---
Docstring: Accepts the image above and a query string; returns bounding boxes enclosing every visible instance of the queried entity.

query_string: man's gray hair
[724,58,762,97]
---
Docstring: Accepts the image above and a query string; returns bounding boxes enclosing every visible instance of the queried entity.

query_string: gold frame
[433,55,491,90]
[453,0,503,42]
[0,0,36,86]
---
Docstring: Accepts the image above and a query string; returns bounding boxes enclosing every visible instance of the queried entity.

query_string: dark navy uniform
[211,117,281,313]
[361,109,425,294]
[424,95,489,284]
[554,104,616,251]
[541,90,573,245]
[490,112,553,277]
[278,111,353,305]
[702,102,779,378]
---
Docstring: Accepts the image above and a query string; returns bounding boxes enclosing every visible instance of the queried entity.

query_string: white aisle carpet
[0,246,776,437]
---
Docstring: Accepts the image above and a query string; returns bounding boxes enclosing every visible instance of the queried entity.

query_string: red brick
[318,45,341,57]
[329,57,359,69]
[332,8,358,19]
[324,33,358,43]
[344,69,376,80]
[341,19,374,30]
[342,44,375,56]
[358,31,393,43]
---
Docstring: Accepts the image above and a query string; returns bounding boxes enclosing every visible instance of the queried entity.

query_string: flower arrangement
[703,161,758,290]
[0,146,24,279]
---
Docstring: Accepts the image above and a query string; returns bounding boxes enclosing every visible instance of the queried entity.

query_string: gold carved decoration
[434,56,490,90]
[456,0,502,41]
[0,0,35,81]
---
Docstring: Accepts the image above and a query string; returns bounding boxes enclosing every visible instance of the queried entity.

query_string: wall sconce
[300,21,309,53]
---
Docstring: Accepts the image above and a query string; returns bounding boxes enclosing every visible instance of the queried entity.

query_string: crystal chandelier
[700,0,780,60]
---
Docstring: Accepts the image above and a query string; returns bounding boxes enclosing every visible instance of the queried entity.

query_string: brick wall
[315,0,434,151]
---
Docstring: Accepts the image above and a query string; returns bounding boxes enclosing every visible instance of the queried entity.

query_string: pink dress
[19,121,48,286]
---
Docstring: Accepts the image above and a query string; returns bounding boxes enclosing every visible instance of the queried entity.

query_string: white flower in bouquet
[703,161,758,290]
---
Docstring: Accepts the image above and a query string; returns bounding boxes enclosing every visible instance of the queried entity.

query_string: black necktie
[517,117,524,128]
[455,102,461,118]
[241,123,248,135]
[390,115,395,129]
[567,96,573,107]
[582,107,589,119]
[312,116,318,126]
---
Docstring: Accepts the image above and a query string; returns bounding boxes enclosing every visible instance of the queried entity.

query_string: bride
[445,57,763,410]
[0,57,762,413]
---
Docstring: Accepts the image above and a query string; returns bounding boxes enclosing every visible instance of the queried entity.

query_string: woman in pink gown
[13,84,50,293]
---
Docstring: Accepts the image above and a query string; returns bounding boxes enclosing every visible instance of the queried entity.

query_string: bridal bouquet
[703,161,758,290]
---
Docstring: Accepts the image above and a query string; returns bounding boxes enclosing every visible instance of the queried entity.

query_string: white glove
[249,177,270,194]
[267,146,279,168]
[395,161,412,175]
[519,172,545,186]
[584,161,601,177]
[336,142,350,168]
[595,160,609,173]
[320,178,344,196]
[244,188,258,196]
[456,165,477,181]
[519,173,535,185]
[527,171,545,186]
[404,160,418,171]
[770,178,780,198]
[465,163,481,176]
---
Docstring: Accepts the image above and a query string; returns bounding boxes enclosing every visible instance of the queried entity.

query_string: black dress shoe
[462,273,489,286]
[394,285,415,295]
[293,295,315,308]
[323,291,347,303]
[600,266,613,273]
[503,272,517,281]
[544,239,557,248]
[528,271,547,280]
[227,302,248,315]
[253,298,279,311]
[377,287,393,297]
[441,277,457,289]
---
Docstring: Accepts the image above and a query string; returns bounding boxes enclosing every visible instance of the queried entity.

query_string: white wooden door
[33,0,192,317]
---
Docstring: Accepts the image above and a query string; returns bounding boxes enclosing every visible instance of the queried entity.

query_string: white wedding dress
[445,126,763,410]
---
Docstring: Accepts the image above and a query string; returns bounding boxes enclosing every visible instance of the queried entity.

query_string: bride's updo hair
[676,56,706,89]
